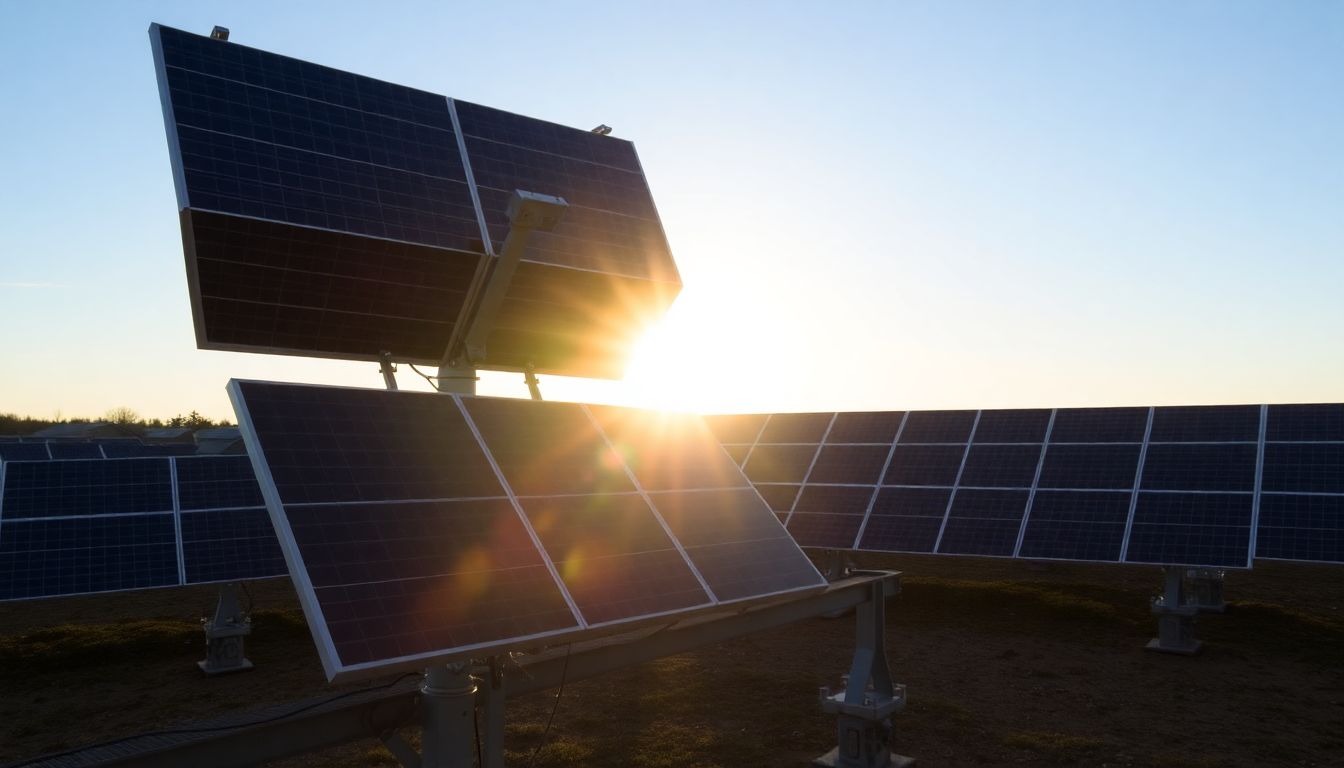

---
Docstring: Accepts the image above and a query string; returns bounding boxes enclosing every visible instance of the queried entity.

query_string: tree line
[0,408,234,437]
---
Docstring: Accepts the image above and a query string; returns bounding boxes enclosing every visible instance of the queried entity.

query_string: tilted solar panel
[0,456,286,601]
[151,24,679,379]
[1255,404,1344,563]
[712,403,1344,568]
[228,380,824,682]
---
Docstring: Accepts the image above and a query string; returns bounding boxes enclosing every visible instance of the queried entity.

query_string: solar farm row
[230,381,826,680]
[707,404,1344,568]
[0,455,284,600]
[0,440,200,462]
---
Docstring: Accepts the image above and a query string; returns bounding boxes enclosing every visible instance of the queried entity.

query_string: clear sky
[1,1,1340,422]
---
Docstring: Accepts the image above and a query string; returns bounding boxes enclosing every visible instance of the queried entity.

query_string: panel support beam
[20,572,902,768]
[439,190,568,390]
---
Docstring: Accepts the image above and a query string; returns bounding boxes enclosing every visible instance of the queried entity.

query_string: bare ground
[1,556,1341,767]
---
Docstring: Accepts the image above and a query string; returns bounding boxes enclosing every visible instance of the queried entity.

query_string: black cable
[239,580,254,616]
[526,643,572,768]
[5,672,421,768]
[406,363,443,392]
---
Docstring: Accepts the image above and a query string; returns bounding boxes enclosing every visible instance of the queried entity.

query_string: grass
[1001,730,1106,763]
[0,609,308,672]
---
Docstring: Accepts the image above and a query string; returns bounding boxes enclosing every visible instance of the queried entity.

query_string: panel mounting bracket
[438,190,569,396]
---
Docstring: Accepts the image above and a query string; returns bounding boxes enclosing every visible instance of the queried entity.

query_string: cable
[6,672,421,768]
[239,580,254,616]
[406,363,443,392]
[526,643,572,768]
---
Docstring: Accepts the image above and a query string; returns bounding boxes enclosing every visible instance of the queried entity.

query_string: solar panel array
[708,404,1344,568]
[0,440,200,463]
[0,456,284,600]
[151,23,679,379]
[229,381,825,681]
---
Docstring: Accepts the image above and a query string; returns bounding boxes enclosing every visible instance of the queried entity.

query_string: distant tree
[168,411,216,428]
[104,406,140,425]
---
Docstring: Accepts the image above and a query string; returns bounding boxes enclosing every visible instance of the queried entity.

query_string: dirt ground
[1,555,1341,767]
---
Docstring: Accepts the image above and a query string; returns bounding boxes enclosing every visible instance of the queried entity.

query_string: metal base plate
[812,747,915,767]
[1144,638,1202,656]
[198,658,255,676]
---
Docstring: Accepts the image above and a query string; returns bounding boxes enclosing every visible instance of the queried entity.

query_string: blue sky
[1,1,1340,421]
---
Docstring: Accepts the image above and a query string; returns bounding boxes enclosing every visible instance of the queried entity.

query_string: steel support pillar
[1182,568,1228,613]
[418,664,477,768]
[1146,566,1202,655]
[198,582,253,676]
[815,579,912,768]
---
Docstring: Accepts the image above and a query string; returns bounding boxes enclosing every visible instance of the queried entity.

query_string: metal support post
[816,579,912,768]
[1182,567,1228,613]
[523,364,542,401]
[441,190,569,380]
[198,582,253,676]
[378,352,399,390]
[481,657,507,768]
[419,663,477,768]
[1146,566,1202,655]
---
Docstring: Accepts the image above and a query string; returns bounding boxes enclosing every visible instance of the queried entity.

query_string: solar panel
[229,381,823,681]
[0,516,180,600]
[717,404,1344,568]
[151,24,679,379]
[0,456,288,600]
[0,443,50,462]
[1254,404,1344,563]
[46,442,105,460]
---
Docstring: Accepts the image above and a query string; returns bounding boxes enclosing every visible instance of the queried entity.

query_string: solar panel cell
[897,410,975,444]
[0,444,50,462]
[1254,494,1344,562]
[1017,490,1131,561]
[1037,444,1141,490]
[646,488,821,600]
[957,444,1043,488]
[757,413,832,444]
[0,516,179,600]
[180,507,286,584]
[702,413,767,445]
[519,493,710,624]
[806,444,891,485]
[1049,407,1148,443]
[1261,443,1344,494]
[1124,493,1252,567]
[825,411,904,444]
[858,487,951,553]
[936,489,1030,557]
[972,409,1051,443]
[1,459,173,518]
[755,484,801,513]
[743,444,818,484]
[463,400,634,496]
[286,499,579,666]
[1139,444,1258,492]
[46,443,103,460]
[1265,404,1344,441]
[239,382,504,503]
[586,406,746,491]
[882,444,967,487]
[1149,405,1261,443]
[176,455,264,510]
